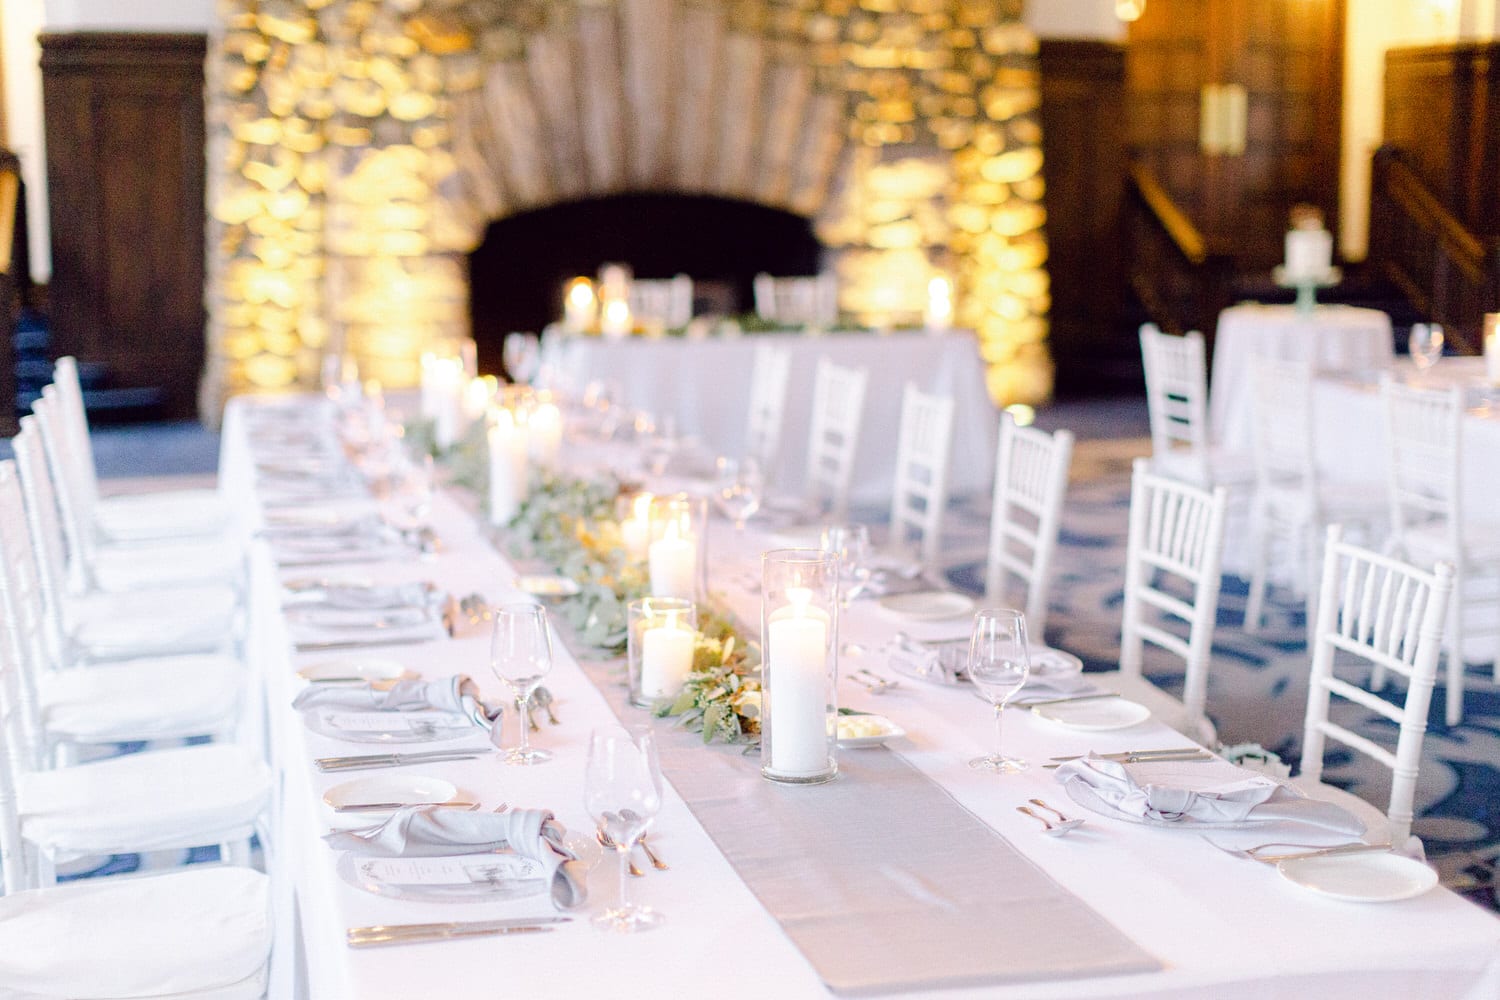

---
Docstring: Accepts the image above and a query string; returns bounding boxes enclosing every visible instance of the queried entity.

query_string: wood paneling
[1385,43,1500,241]
[41,32,208,421]
[1037,40,1129,383]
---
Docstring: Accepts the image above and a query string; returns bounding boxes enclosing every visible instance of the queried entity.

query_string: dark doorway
[467,193,823,373]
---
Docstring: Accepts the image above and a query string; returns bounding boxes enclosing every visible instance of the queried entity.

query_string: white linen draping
[537,330,998,506]
[1210,303,1394,452]
[220,398,1500,1000]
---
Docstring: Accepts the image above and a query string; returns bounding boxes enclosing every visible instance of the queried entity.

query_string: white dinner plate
[302,709,478,744]
[835,714,905,748]
[1032,697,1151,731]
[284,604,435,630]
[515,574,582,598]
[1277,852,1438,903]
[322,774,458,816]
[335,851,548,904]
[878,591,976,622]
[296,658,412,684]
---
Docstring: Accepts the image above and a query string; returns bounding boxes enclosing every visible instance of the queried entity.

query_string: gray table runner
[579,658,1160,996]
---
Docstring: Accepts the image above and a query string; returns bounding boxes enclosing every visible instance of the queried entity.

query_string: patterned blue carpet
[945,439,1499,913]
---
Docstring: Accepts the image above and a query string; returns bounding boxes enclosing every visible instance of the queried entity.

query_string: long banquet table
[221,396,1500,1000]
[537,329,998,506]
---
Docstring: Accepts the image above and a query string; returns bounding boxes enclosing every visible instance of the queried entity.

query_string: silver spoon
[1028,798,1085,833]
[621,809,667,870]
[596,828,644,877]
[1016,805,1081,837]
[532,686,561,725]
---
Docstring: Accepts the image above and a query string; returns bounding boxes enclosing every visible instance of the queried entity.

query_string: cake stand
[1273,265,1341,315]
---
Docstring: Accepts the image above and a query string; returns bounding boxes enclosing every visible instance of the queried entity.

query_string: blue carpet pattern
[945,439,1499,913]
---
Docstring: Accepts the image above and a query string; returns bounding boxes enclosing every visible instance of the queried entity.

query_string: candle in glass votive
[424,356,465,450]
[564,277,596,332]
[601,298,633,339]
[639,609,696,699]
[487,407,529,525]
[528,401,563,468]
[925,275,953,332]
[463,375,496,427]
[1486,313,1500,386]
[621,493,653,560]
[767,587,830,776]
[649,520,695,599]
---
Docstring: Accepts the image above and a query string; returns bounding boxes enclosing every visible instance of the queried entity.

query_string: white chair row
[753,271,839,327]
[628,274,694,329]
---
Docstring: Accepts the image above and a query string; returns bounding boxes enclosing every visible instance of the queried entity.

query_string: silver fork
[851,668,899,695]
[1199,837,1391,863]
[596,827,645,877]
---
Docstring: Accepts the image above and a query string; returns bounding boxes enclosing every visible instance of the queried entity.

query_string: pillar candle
[564,277,596,332]
[1486,314,1500,386]
[924,275,952,332]
[767,588,830,776]
[601,298,632,339]
[639,611,696,699]
[463,376,495,427]
[621,493,653,560]
[528,401,563,468]
[648,521,695,599]
[487,408,529,525]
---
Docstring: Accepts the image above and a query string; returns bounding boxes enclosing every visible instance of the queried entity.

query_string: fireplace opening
[467,192,823,372]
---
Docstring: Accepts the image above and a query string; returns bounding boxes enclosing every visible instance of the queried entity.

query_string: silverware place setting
[346,916,572,948]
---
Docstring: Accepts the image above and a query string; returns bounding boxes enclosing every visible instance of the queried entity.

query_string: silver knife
[347,920,567,948]
[1049,747,1202,762]
[295,635,438,652]
[1251,843,1393,864]
[316,746,495,767]
[1011,692,1122,709]
[317,754,485,772]
[1043,751,1212,769]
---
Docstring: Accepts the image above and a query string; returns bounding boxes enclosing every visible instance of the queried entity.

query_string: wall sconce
[1116,0,1146,21]
[1199,83,1247,155]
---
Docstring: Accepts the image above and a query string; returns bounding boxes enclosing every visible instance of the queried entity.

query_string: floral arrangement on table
[501,471,766,745]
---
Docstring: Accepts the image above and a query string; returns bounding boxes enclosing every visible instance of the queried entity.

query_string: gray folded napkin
[293,676,502,745]
[324,807,587,910]
[284,581,435,611]
[1055,755,1366,835]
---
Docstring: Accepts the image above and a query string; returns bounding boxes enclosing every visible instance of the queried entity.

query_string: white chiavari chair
[1139,324,1253,492]
[744,343,792,484]
[804,358,869,522]
[887,383,956,572]
[628,274,693,329]
[984,414,1074,640]
[753,271,839,327]
[12,417,241,663]
[0,460,243,765]
[49,356,233,544]
[1295,525,1454,846]
[1094,458,1228,746]
[31,390,246,596]
[1243,356,1386,633]
[1379,379,1500,726]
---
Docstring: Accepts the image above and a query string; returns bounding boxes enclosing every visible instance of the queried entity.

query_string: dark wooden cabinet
[40,32,207,420]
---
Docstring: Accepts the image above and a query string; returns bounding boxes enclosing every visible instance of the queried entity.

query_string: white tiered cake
[1283,227,1333,280]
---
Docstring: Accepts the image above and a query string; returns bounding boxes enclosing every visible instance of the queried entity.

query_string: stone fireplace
[206,0,1050,411]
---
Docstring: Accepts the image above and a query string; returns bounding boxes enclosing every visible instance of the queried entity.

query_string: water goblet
[713,456,764,534]
[641,416,680,477]
[488,603,554,765]
[503,332,541,385]
[967,608,1031,773]
[1409,323,1444,374]
[381,451,432,533]
[585,726,664,932]
[820,523,871,607]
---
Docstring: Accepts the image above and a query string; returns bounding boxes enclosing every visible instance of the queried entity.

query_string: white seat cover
[89,537,245,592]
[0,866,270,999]
[95,489,232,542]
[67,585,239,658]
[40,655,242,743]
[19,744,270,855]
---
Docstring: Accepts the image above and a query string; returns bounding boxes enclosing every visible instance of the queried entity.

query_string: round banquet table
[1210,303,1393,452]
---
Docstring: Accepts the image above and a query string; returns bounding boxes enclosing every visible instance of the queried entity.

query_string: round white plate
[285,605,434,630]
[1277,852,1438,903]
[296,659,411,684]
[335,851,548,903]
[1029,647,1083,678]
[302,709,477,744]
[515,574,582,598]
[879,591,976,622]
[323,774,458,814]
[1032,697,1151,731]
[835,714,905,748]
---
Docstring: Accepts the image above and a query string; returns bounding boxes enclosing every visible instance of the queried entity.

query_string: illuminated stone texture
[206,0,1050,409]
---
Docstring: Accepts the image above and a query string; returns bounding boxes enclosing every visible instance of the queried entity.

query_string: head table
[219,395,1500,1000]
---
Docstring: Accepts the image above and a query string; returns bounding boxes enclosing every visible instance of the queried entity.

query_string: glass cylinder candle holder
[1485,313,1500,387]
[627,598,699,708]
[616,490,655,563]
[648,494,707,601]
[760,548,839,785]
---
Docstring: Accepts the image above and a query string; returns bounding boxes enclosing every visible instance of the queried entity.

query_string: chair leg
[1244,505,1270,633]
[1445,576,1465,728]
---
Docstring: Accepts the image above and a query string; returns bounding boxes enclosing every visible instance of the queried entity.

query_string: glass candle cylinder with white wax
[1486,313,1500,387]
[563,277,597,333]
[628,598,699,707]
[760,549,839,784]
[600,298,633,339]
[528,399,563,469]
[487,405,530,526]
[420,353,466,450]
[925,275,953,333]
[647,495,707,601]
[617,491,655,562]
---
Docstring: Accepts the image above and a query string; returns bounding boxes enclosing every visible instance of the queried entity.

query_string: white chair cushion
[0,865,270,1000]
[1287,774,1392,844]
[67,586,239,660]
[19,744,271,855]
[90,537,245,592]
[40,655,243,744]
[1092,670,1219,747]
[95,489,232,543]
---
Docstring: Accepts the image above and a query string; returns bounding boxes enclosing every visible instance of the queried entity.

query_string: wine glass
[713,456,763,534]
[381,451,432,533]
[640,415,680,477]
[1409,323,1444,374]
[584,726,664,932]
[820,523,871,607]
[967,608,1031,773]
[503,333,541,385]
[488,603,554,765]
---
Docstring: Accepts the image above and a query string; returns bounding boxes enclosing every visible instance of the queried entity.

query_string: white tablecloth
[1211,304,1394,452]
[538,330,998,506]
[220,399,1500,1000]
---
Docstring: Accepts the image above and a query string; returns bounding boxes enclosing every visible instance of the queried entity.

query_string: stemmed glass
[713,456,764,534]
[381,451,432,534]
[584,726,664,932]
[967,608,1031,773]
[640,415,680,477]
[502,332,541,385]
[1409,323,1444,375]
[820,523,872,607]
[488,603,554,765]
